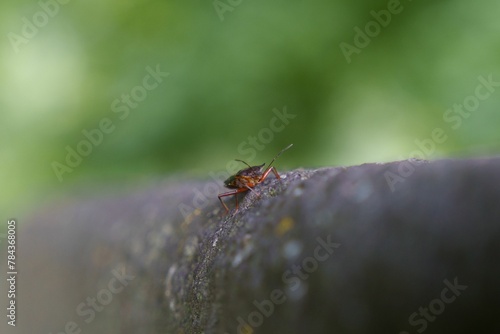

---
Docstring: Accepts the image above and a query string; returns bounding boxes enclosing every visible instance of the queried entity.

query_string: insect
[218,144,293,213]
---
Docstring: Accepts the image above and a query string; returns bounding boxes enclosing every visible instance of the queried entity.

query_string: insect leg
[259,166,280,182]
[218,188,248,212]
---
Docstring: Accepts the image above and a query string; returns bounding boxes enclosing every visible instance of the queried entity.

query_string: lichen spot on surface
[275,216,295,236]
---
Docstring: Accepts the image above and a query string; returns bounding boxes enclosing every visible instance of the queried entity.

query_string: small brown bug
[218,144,293,212]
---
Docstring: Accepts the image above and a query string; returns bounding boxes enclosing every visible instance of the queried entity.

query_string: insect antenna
[234,159,252,168]
[263,143,293,171]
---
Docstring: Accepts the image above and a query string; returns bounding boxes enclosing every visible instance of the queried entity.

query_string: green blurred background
[1,0,500,218]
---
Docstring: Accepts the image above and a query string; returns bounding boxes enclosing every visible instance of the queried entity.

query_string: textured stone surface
[7,157,500,334]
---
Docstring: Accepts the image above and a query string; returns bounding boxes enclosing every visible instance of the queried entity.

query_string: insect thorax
[224,163,265,188]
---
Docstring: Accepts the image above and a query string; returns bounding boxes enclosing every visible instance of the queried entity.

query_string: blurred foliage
[1,0,500,217]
